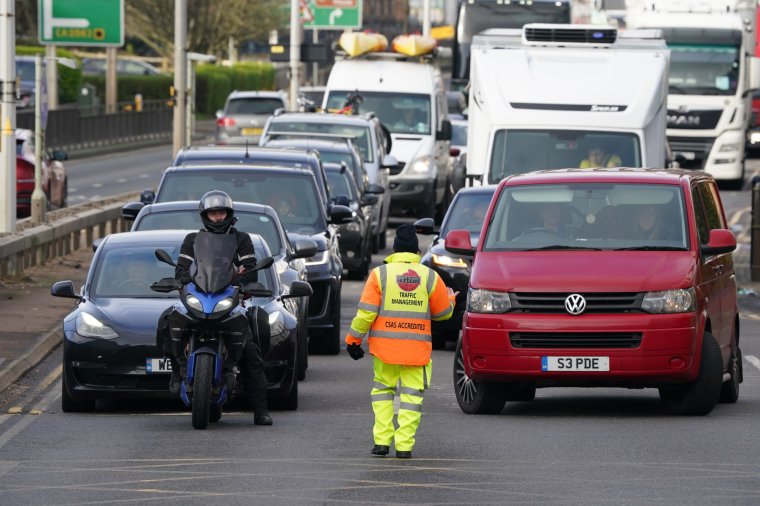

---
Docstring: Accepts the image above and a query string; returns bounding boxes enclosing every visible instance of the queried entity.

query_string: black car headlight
[75,312,119,340]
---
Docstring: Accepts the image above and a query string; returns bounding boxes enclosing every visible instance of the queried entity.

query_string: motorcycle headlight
[76,312,119,339]
[468,289,512,313]
[432,254,467,268]
[641,288,695,313]
[185,294,203,312]
[213,297,235,313]
[409,155,431,174]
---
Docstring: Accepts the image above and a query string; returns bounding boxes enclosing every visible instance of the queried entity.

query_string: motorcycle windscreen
[191,231,237,294]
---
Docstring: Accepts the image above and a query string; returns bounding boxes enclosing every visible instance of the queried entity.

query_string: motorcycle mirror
[151,277,181,293]
[155,249,176,266]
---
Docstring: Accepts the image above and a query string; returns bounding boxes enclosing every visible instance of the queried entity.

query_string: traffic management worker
[345,223,457,459]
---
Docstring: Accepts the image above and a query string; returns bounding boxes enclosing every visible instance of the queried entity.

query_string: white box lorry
[466,24,670,185]
[626,0,760,186]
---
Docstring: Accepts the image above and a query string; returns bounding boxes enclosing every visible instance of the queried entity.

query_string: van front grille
[510,332,642,349]
[509,292,643,314]
[524,27,617,44]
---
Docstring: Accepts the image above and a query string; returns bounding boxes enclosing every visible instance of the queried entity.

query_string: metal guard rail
[0,192,140,278]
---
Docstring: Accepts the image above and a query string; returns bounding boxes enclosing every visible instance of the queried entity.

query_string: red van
[446,168,741,416]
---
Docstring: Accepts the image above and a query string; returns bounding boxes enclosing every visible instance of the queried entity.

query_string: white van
[467,24,670,185]
[324,55,453,221]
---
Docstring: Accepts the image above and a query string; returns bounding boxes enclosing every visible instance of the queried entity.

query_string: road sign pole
[289,0,302,111]
[105,47,117,114]
[312,29,319,86]
[45,45,58,110]
[31,54,47,225]
[0,0,16,233]
[172,0,187,156]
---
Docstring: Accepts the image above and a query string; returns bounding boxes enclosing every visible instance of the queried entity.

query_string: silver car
[215,90,287,144]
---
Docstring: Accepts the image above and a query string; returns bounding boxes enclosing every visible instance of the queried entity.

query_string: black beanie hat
[393,223,419,253]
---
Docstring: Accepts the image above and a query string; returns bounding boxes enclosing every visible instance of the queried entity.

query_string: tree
[125,0,285,59]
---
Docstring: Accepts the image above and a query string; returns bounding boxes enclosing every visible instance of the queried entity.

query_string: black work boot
[371,445,390,457]
[395,450,412,459]
[254,410,273,426]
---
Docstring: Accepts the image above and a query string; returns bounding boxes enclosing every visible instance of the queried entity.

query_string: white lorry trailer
[466,24,670,185]
[626,0,760,187]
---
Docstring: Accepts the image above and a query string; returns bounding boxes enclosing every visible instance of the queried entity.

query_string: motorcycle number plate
[146,358,172,374]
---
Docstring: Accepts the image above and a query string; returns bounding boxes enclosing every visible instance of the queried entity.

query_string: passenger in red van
[633,205,663,240]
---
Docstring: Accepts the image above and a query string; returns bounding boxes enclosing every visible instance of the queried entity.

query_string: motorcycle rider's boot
[253,410,273,426]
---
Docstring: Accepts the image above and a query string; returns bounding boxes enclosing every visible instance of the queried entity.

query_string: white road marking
[68,187,78,192]
[115,178,127,183]
[728,206,750,226]
[746,355,760,372]
[92,183,103,188]
[139,174,150,178]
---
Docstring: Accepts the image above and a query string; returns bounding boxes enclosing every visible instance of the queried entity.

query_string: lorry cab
[324,54,453,221]
[467,24,670,185]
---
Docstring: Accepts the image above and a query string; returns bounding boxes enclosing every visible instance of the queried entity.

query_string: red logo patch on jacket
[396,269,421,291]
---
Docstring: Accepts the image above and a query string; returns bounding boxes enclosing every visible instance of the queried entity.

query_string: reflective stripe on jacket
[346,252,454,365]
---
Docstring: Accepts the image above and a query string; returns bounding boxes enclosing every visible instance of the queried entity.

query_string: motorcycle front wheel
[191,354,214,429]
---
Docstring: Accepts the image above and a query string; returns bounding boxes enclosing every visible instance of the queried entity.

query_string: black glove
[347,343,365,360]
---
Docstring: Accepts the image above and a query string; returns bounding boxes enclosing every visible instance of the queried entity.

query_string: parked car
[446,168,741,416]
[16,128,68,218]
[121,200,318,380]
[81,57,164,76]
[51,230,308,411]
[146,164,352,355]
[168,145,331,210]
[415,185,497,349]
[324,162,375,280]
[261,111,396,251]
[216,91,288,144]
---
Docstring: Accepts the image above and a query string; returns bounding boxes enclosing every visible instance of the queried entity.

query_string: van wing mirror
[436,119,452,141]
[444,229,474,257]
[701,229,736,256]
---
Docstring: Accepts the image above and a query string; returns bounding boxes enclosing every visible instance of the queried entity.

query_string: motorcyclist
[162,190,273,426]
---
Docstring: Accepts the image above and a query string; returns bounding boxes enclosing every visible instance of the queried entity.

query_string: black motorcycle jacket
[175,228,258,285]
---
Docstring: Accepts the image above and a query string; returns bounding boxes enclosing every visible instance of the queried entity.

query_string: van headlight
[468,289,512,313]
[409,155,431,174]
[76,312,119,339]
[641,288,695,313]
[718,143,740,152]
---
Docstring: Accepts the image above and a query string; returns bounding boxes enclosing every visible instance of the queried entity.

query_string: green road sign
[303,0,362,30]
[38,0,124,46]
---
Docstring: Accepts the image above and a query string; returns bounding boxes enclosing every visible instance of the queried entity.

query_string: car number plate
[146,357,172,374]
[241,127,263,136]
[542,356,609,372]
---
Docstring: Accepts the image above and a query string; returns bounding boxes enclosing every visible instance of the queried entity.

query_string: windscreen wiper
[523,245,604,251]
[613,246,688,251]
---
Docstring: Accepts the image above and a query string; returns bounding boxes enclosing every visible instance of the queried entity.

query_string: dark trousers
[240,338,269,413]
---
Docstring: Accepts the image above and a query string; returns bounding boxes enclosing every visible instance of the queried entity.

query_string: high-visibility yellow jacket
[345,252,455,365]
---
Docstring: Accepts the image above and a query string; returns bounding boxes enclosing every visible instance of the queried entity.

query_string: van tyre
[719,339,742,404]
[658,331,723,415]
[453,339,507,414]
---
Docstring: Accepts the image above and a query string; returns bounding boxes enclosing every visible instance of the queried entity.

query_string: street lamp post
[0,0,16,233]
[31,54,47,224]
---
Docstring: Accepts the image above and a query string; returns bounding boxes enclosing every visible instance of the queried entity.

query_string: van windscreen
[325,91,431,135]
[483,183,689,251]
[488,130,641,184]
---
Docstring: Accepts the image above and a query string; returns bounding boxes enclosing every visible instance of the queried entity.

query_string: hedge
[80,61,274,115]
[16,45,82,104]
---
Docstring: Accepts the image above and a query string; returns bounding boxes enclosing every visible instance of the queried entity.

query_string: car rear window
[227,98,284,115]
[134,210,283,253]
[156,171,325,234]
[268,120,374,163]
[483,183,689,251]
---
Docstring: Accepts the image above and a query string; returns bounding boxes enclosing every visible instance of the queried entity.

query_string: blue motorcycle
[152,233,273,429]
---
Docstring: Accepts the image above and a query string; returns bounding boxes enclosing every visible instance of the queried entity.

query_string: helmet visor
[201,194,233,211]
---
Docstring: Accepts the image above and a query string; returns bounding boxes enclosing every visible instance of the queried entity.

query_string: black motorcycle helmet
[199,190,235,233]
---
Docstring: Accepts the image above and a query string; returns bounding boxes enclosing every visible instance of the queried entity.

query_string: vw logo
[565,294,587,315]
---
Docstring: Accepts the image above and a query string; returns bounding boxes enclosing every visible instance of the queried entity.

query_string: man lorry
[466,24,670,185]
[626,0,760,187]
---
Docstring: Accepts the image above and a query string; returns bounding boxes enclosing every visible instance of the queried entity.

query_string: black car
[51,231,309,411]
[147,164,352,355]
[415,185,497,349]
[324,162,375,280]
[121,200,318,381]
[165,145,332,210]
